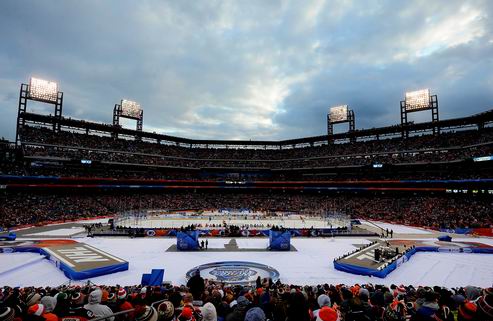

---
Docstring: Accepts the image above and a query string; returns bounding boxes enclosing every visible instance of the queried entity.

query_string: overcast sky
[1,0,492,141]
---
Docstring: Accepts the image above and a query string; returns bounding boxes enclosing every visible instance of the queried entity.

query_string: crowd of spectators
[1,192,491,229]
[1,278,492,320]
[18,126,493,169]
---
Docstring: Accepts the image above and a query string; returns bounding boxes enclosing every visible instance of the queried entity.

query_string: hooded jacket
[84,289,115,321]
[201,302,218,321]
[225,296,251,321]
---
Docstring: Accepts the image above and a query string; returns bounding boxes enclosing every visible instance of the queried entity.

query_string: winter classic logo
[210,267,257,282]
[186,261,280,285]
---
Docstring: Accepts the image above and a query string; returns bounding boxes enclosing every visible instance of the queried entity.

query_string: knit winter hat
[464,286,481,301]
[56,292,69,302]
[25,292,41,306]
[459,301,477,320]
[117,288,127,300]
[477,294,493,318]
[40,296,57,313]
[0,307,14,321]
[157,301,174,320]
[317,306,338,321]
[317,294,331,308]
[27,304,45,316]
[245,307,266,321]
[237,296,250,307]
[179,306,194,321]
[135,306,158,321]
[71,291,81,302]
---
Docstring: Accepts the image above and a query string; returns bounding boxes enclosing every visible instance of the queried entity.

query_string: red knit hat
[28,304,45,316]
[459,301,477,320]
[318,306,338,321]
[117,288,127,300]
[179,306,194,320]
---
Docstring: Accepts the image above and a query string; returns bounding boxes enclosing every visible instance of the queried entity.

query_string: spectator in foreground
[84,289,114,321]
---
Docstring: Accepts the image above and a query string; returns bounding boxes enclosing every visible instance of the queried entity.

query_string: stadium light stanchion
[400,88,439,138]
[327,105,356,143]
[16,77,63,145]
[112,99,144,139]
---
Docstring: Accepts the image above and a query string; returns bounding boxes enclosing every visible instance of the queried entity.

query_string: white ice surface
[25,227,86,237]
[364,220,433,234]
[1,237,492,288]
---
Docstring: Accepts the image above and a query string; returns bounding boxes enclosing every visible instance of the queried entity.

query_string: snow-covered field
[1,236,493,288]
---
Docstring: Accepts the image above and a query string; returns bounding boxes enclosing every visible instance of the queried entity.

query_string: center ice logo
[209,267,258,282]
[186,261,280,285]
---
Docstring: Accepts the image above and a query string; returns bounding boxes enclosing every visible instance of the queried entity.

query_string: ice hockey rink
[1,220,492,288]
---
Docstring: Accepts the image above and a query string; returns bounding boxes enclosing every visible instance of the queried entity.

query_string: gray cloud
[0,0,492,141]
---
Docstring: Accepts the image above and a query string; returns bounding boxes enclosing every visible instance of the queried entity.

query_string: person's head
[317,294,331,308]
[88,289,103,304]
[359,288,370,302]
[157,301,174,321]
[201,302,217,321]
[40,296,57,313]
[27,304,45,317]
[245,307,265,321]
[178,306,195,321]
[286,291,310,320]
[316,306,338,321]
[25,292,41,307]
[183,293,194,305]
[476,293,493,320]
[458,301,477,320]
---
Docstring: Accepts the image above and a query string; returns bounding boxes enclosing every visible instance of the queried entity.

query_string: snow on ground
[363,220,433,234]
[1,237,492,288]
[0,253,45,275]
[235,239,270,249]
[24,227,86,237]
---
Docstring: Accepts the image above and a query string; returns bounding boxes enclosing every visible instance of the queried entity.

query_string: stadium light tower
[16,77,63,145]
[400,88,439,137]
[113,99,144,138]
[327,105,355,142]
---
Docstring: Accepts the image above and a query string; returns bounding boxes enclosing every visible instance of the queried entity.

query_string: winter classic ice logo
[186,261,280,285]
[209,267,257,282]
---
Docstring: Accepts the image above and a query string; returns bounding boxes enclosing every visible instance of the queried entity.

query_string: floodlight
[29,77,58,103]
[405,89,430,111]
[329,105,348,123]
[121,99,142,119]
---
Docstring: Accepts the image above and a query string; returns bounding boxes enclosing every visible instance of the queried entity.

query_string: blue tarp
[438,235,452,242]
[269,231,291,251]
[141,269,164,286]
[177,231,199,251]
[0,232,16,241]
[142,269,164,286]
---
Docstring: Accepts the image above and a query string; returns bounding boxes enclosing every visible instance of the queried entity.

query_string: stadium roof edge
[20,108,493,147]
